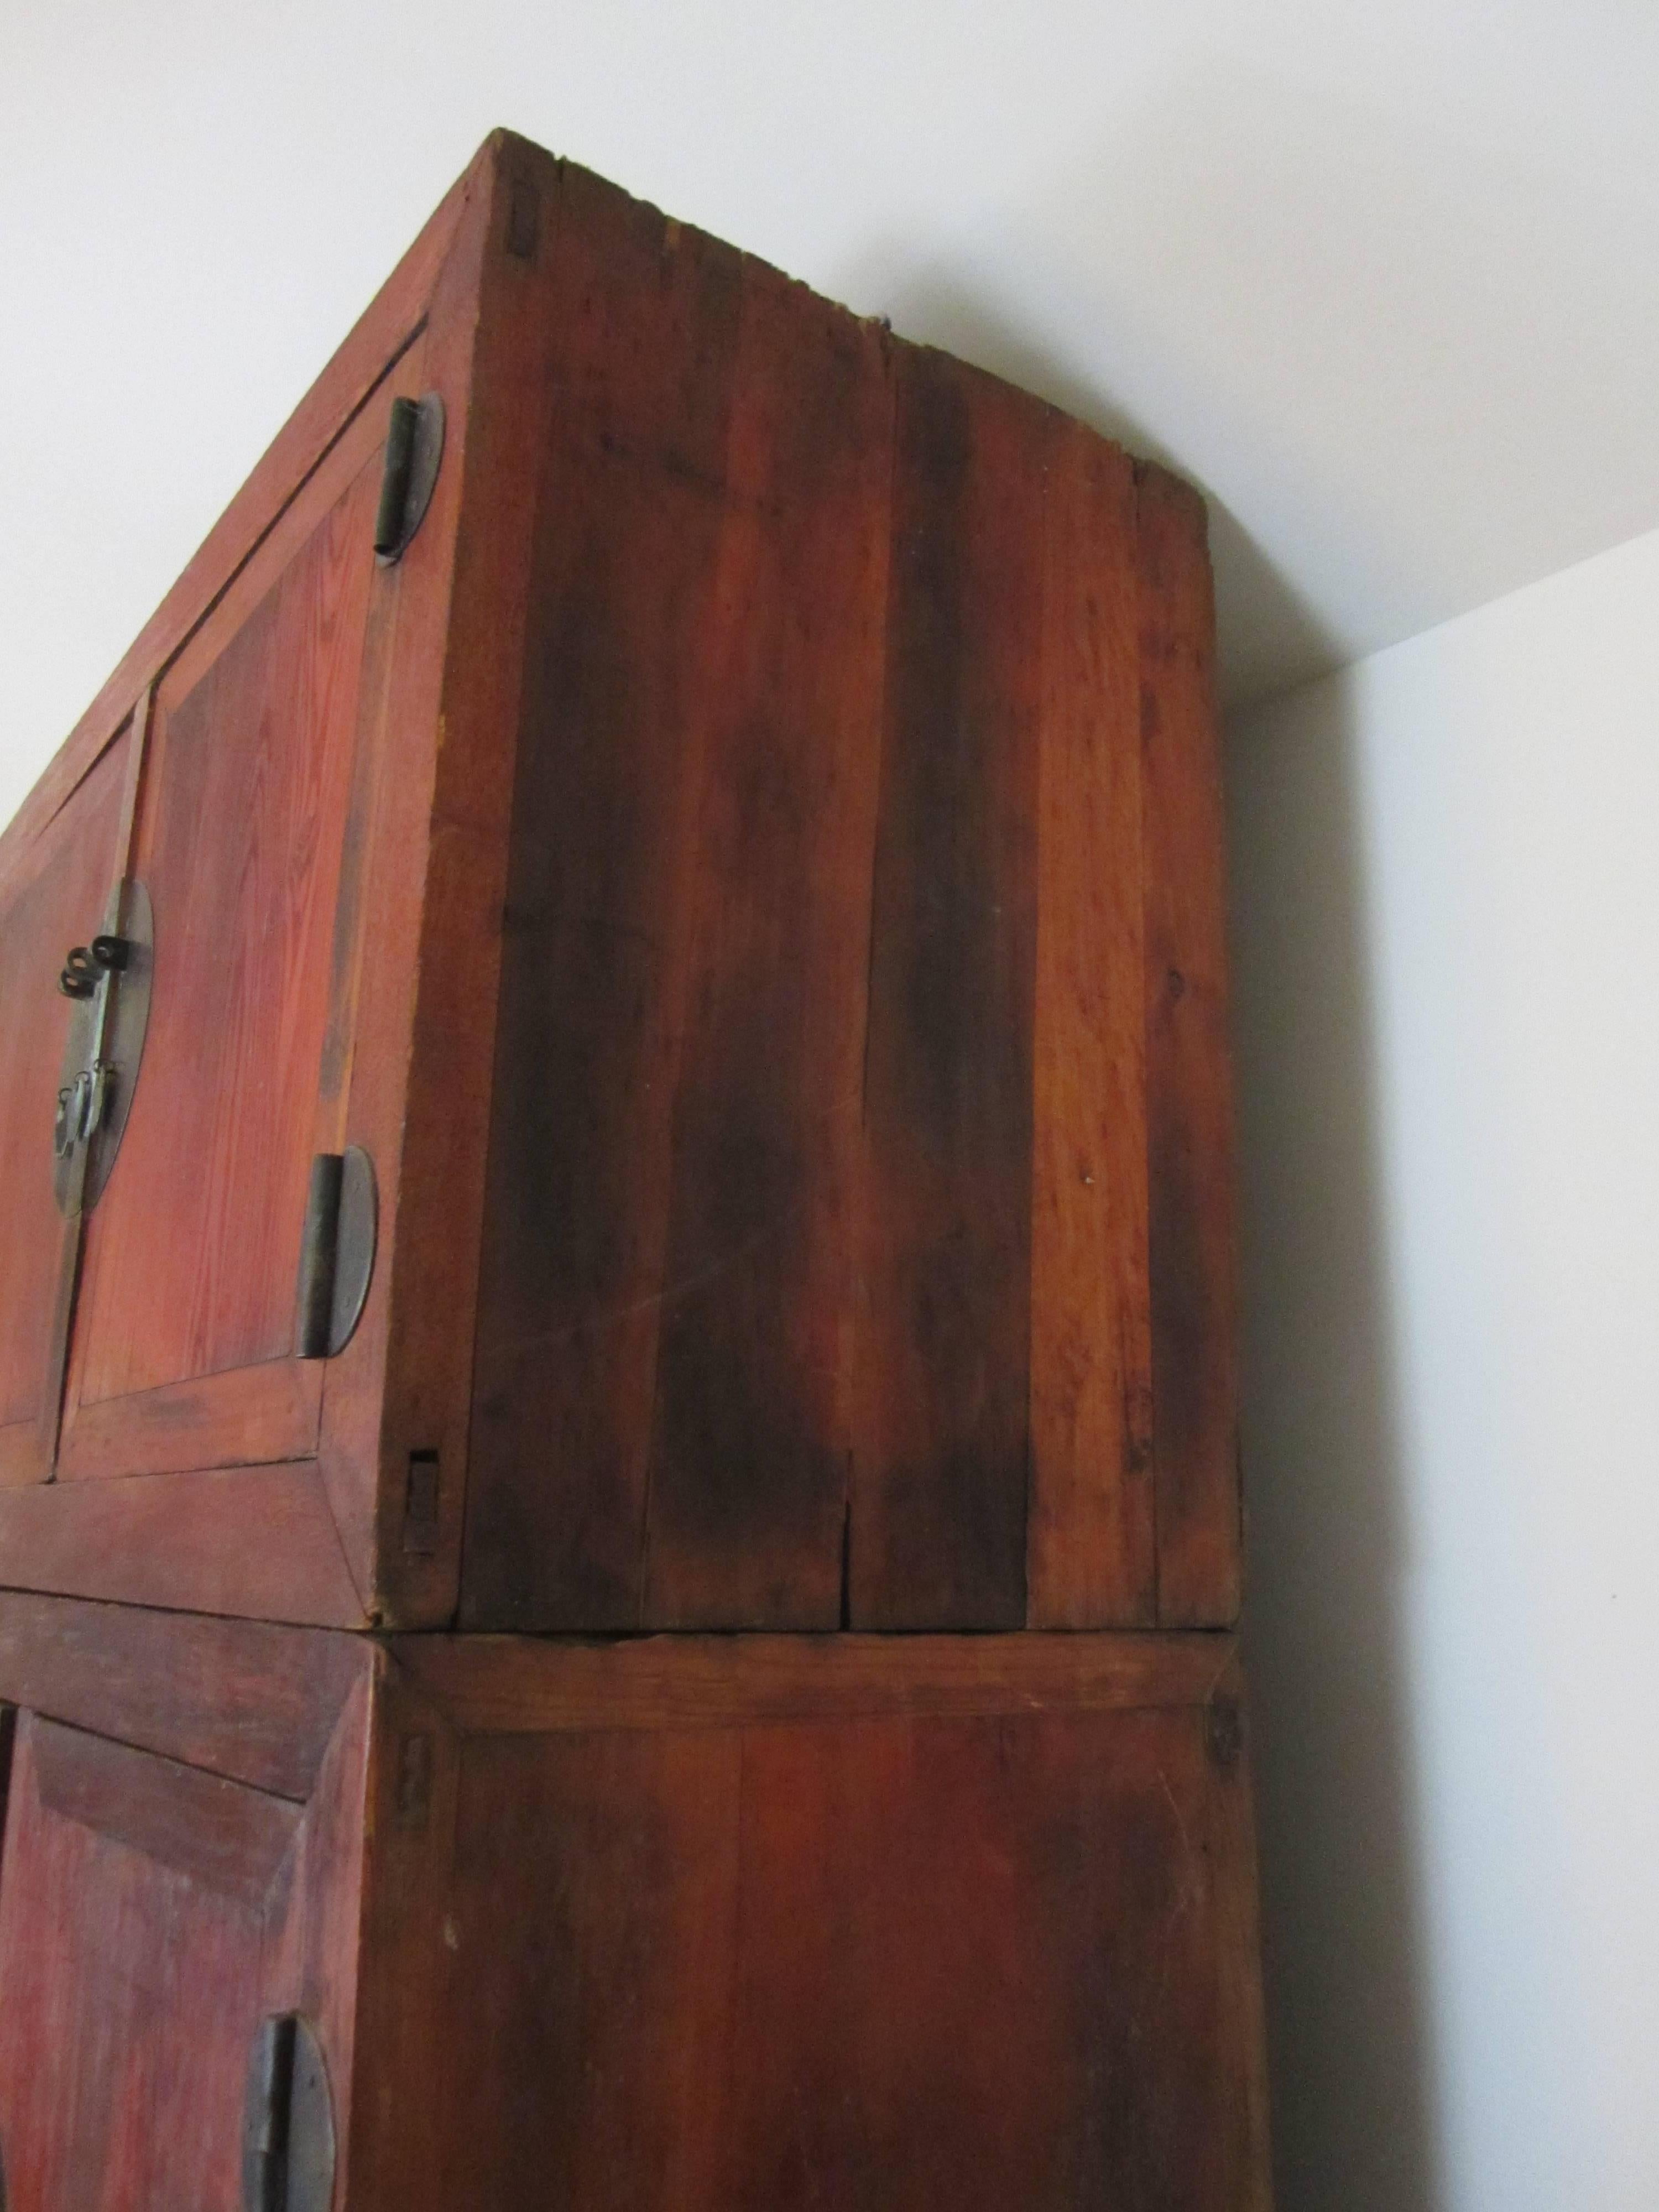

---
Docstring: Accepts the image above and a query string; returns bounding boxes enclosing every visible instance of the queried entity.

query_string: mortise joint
[403,1451,441,1556]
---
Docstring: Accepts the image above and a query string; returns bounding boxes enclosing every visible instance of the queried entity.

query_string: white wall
[1230,526,1659,2210]
[13,0,1659,832]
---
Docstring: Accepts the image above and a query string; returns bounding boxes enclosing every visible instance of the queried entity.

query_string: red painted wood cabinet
[0,1595,1269,2210]
[0,132,1271,2209]
[0,131,1238,1637]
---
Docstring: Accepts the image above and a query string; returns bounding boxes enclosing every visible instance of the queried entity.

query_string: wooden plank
[851,347,1045,1629]
[30,1717,303,1905]
[445,1729,743,2207]
[0,1589,364,1795]
[0,1461,368,1626]
[462,163,749,1628]
[1136,465,1241,1624]
[58,1357,321,1481]
[0,132,488,885]
[329,134,570,1629]
[1027,423,1156,1625]
[390,1627,1234,1736]
[640,252,892,1627]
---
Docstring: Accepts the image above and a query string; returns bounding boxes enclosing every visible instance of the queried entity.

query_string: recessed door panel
[0,1604,370,2212]
[58,404,390,1483]
[0,735,128,1484]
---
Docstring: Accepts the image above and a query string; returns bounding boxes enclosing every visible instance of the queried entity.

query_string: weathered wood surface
[358,1627,1271,2210]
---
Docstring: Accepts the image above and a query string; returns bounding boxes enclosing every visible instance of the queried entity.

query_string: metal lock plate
[53,878,153,1217]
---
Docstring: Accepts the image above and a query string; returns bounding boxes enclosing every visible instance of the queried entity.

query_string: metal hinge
[373,391,445,565]
[294,1146,378,1359]
[242,2014,336,2212]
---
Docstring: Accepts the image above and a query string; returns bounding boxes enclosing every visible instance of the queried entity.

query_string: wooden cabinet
[0,1593,1269,2211]
[0,131,1238,1636]
[0,132,1270,2207]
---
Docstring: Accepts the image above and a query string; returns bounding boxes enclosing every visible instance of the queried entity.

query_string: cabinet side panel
[1136,468,1241,1624]
[464,169,747,1627]
[354,1640,1271,2212]
[640,260,892,1627]
[850,349,1045,1629]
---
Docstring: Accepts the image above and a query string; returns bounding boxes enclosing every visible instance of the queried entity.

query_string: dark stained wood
[1027,425,1156,1626]
[0,1589,365,1793]
[358,1631,1269,2212]
[390,1626,1232,1736]
[640,252,891,1629]
[1136,465,1241,1625]
[850,348,1045,1630]
[0,732,128,1485]
[0,1460,368,1626]
[463,164,750,1629]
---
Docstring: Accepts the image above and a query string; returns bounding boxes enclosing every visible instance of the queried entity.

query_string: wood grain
[851,348,1044,1629]
[390,1627,1234,1736]
[463,163,750,1627]
[335,134,560,1630]
[1136,465,1241,1625]
[1027,424,1156,1625]
[0,1659,373,2212]
[0,1460,368,1625]
[0,1589,364,1793]
[59,1356,322,1480]
[640,248,891,1627]
[359,1632,1269,2211]
[30,1715,304,1905]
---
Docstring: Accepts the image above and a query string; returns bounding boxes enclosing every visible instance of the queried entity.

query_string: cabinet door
[0,732,131,1485]
[0,1597,369,2211]
[55,378,413,1486]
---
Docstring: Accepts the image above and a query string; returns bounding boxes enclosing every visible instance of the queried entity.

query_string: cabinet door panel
[0,1619,370,2212]
[0,734,129,1484]
[58,401,389,1481]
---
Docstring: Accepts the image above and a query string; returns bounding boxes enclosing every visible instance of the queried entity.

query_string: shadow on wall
[1225,683,1439,2212]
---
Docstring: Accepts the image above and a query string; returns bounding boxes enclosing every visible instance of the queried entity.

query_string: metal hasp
[53,879,154,1216]
[294,1145,378,1359]
[242,2014,336,2212]
[373,390,445,564]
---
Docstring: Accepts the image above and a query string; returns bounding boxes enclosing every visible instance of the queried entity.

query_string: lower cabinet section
[0,1596,1271,2210]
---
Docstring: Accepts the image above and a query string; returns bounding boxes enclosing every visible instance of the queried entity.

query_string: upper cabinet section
[0,134,1239,1634]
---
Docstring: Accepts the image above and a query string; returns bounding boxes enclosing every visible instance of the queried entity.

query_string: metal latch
[294,1145,378,1359]
[52,881,153,1217]
[373,391,445,565]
